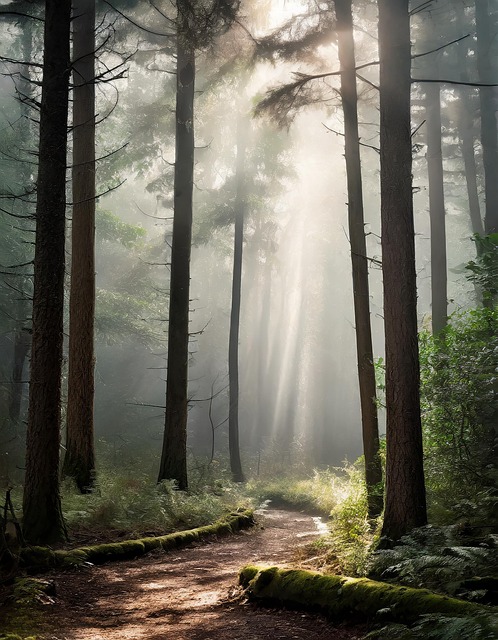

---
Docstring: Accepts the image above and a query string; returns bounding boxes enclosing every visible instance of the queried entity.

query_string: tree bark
[425,80,447,335]
[378,0,427,541]
[158,36,195,491]
[22,0,71,545]
[476,0,498,235]
[63,0,96,493]
[335,0,383,519]
[228,112,248,483]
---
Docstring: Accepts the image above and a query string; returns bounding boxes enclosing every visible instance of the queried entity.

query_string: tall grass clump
[247,467,343,515]
[247,458,381,576]
[325,460,381,575]
[62,459,248,540]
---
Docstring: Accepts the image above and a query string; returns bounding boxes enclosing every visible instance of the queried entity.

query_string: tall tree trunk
[158,36,195,491]
[476,0,498,235]
[63,0,96,493]
[228,113,247,483]
[22,0,71,545]
[335,0,383,519]
[425,80,447,335]
[378,0,427,541]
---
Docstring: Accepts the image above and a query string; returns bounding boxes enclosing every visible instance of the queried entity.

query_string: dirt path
[37,507,366,640]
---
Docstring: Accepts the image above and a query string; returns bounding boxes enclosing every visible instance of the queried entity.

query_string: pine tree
[63,0,97,493]
[335,0,383,518]
[378,0,427,541]
[22,0,71,545]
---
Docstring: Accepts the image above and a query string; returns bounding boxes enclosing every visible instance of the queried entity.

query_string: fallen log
[20,509,254,571]
[239,565,490,623]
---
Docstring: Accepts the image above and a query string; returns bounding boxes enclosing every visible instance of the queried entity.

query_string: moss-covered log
[20,509,254,571]
[239,565,489,623]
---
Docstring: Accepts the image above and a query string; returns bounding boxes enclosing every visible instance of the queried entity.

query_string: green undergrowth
[247,467,345,514]
[5,455,252,545]
[248,463,381,576]
[367,524,498,605]
[365,613,498,640]
[0,577,54,639]
[61,464,249,539]
[239,565,489,621]
[20,509,254,571]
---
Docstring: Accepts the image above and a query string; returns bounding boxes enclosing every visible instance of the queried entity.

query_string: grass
[247,460,381,577]
[61,465,250,544]
[4,452,251,547]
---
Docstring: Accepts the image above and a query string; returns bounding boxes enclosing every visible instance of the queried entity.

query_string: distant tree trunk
[228,112,248,483]
[8,20,35,429]
[280,302,305,456]
[455,22,484,237]
[425,80,447,335]
[457,97,484,237]
[476,0,498,235]
[22,0,71,545]
[335,0,383,519]
[158,36,195,491]
[8,326,30,424]
[257,260,272,449]
[63,0,96,493]
[378,0,427,541]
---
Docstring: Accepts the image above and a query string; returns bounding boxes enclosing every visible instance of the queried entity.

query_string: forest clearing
[0,0,497,638]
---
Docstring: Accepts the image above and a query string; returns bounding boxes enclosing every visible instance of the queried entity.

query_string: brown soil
[33,507,367,640]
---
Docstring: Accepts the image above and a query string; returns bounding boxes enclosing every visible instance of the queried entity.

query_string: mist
[0,0,491,481]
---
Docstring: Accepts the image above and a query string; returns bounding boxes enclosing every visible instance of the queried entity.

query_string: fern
[369,525,498,602]
[366,613,498,640]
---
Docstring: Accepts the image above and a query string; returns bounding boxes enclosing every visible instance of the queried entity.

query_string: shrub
[419,306,498,521]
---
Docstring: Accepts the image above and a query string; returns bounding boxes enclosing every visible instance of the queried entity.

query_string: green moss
[1,578,55,639]
[19,509,254,571]
[56,549,88,568]
[239,566,488,623]
[80,539,146,563]
[239,565,259,583]
[140,537,163,552]
[19,547,55,570]
[11,578,52,603]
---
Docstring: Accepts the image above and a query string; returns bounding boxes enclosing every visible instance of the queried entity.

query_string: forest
[0,0,497,638]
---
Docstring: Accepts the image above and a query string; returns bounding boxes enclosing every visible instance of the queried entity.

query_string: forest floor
[27,506,368,640]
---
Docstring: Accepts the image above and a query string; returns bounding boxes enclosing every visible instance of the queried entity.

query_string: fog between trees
[0,0,495,520]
